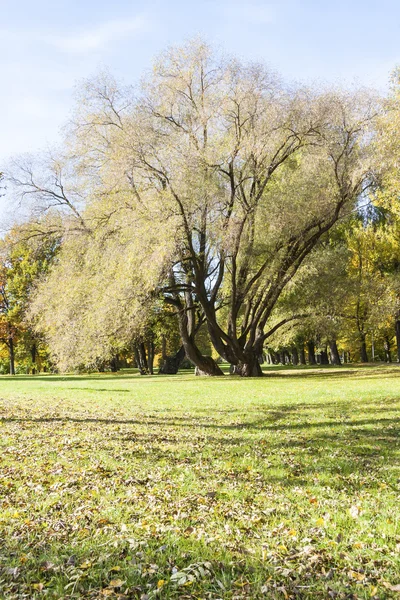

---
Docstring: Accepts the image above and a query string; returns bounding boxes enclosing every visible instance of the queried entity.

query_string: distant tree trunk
[133,343,149,374]
[110,357,118,372]
[161,334,167,361]
[139,342,149,374]
[31,343,37,374]
[147,340,155,374]
[384,336,392,363]
[320,347,329,365]
[329,340,341,365]
[360,333,368,363]
[291,347,299,365]
[8,336,15,375]
[159,345,186,374]
[395,318,400,362]
[307,340,316,365]
[298,343,306,365]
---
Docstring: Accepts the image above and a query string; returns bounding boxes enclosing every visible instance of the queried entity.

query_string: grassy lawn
[0,365,399,599]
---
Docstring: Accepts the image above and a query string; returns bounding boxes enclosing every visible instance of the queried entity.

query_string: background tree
[0,221,58,373]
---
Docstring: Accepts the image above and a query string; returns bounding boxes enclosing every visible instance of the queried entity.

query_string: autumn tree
[10,41,380,375]
[0,221,58,373]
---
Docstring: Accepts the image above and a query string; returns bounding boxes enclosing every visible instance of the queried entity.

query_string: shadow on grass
[2,363,399,383]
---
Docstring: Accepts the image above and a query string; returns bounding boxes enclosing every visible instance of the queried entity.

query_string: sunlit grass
[0,365,399,598]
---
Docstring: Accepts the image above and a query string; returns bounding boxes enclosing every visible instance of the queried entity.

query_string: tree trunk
[231,352,263,376]
[298,343,306,365]
[178,310,223,376]
[291,347,299,365]
[384,336,392,363]
[360,333,368,363]
[320,347,329,365]
[133,343,148,375]
[110,357,118,372]
[307,340,316,365]
[8,336,15,376]
[161,334,167,361]
[147,340,155,374]
[329,340,341,365]
[395,319,400,363]
[139,342,149,374]
[31,343,37,374]
[159,345,186,374]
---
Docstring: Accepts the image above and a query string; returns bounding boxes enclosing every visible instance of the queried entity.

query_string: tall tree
[11,41,380,375]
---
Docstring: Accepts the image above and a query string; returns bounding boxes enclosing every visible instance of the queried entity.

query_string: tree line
[1,41,400,376]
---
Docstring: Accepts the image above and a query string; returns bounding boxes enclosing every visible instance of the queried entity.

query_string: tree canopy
[5,40,400,375]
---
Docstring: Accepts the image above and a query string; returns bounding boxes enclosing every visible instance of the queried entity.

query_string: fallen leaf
[109,579,124,588]
[349,505,360,518]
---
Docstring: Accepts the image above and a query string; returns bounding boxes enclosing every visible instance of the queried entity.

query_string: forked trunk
[178,311,223,376]
[159,345,186,374]
[230,352,263,377]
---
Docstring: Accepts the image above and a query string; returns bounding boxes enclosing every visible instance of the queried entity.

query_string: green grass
[0,365,399,599]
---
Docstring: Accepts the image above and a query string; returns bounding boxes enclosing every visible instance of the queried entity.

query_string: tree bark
[8,336,15,375]
[177,308,223,376]
[159,345,186,374]
[360,333,368,363]
[395,319,400,363]
[298,343,306,365]
[384,336,392,363]
[161,334,167,361]
[31,343,37,374]
[307,340,316,365]
[134,343,149,374]
[329,339,341,365]
[291,347,299,365]
[110,355,120,372]
[320,347,329,365]
[231,351,263,376]
[147,340,155,374]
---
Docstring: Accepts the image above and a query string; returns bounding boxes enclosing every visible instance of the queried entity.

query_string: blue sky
[1,0,400,166]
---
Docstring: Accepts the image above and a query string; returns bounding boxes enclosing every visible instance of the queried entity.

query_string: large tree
[11,41,380,375]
